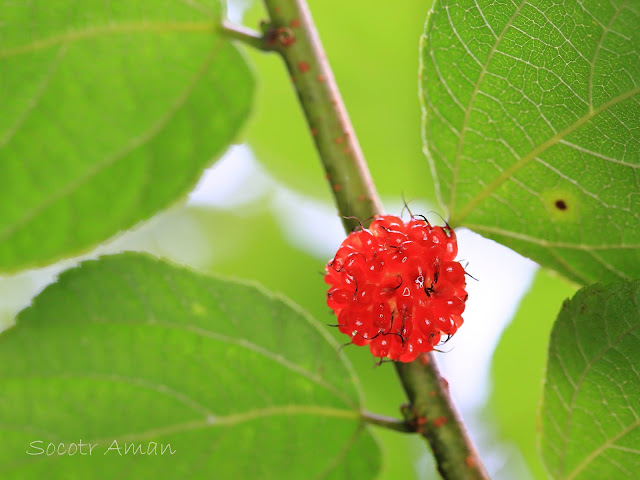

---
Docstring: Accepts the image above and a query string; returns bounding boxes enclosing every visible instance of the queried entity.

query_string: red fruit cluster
[325,215,467,362]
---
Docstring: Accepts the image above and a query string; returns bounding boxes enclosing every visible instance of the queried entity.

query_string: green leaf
[0,253,380,479]
[0,1,254,272]
[421,0,640,285]
[244,0,435,201]
[540,280,640,479]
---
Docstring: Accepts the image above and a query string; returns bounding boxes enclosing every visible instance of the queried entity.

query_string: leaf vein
[448,0,528,214]
[452,85,640,224]
[0,21,212,60]
[0,44,221,243]
[559,315,640,477]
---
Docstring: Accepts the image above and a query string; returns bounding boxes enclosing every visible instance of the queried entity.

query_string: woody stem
[223,2,489,479]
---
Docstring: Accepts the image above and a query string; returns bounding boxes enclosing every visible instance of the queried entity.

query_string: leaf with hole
[0,1,254,272]
[540,280,640,479]
[0,253,380,479]
[421,0,640,284]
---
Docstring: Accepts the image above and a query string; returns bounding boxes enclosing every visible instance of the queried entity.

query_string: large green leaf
[0,253,380,479]
[540,280,640,479]
[0,1,254,272]
[421,0,640,285]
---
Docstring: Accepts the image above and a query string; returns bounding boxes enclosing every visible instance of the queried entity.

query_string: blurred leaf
[243,0,434,201]
[195,205,332,322]
[540,280,640,479]
[421,0,640,284]
[0,253,380,479]
[0,1,254,272]
[490,269,576,479]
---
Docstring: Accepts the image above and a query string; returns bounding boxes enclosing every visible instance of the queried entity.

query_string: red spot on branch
[433,416,448,428]
[466,456,476,468]
[298,61,310,73]
[419,353,430,365]
[334,137,343,144]
[317,74,326,83]
[333,184,342,192]
[290,19,301,28]
[277,27,296,46]
[412,415,428,435]
[266,27,295,47]
[311,128,318,137]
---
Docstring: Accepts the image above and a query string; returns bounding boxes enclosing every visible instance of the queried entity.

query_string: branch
[361,411,413,433]
[246,1,381,233]
[220,21,269,51]
[397,355,488,479]
[225,2,489,479]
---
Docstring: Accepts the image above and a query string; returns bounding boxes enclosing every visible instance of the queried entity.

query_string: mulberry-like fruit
[325,215,467,362]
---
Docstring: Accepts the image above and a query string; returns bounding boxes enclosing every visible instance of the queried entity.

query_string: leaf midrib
[565,418,640,480]
[451,86,640,225]
[0,21,213,60]
[0,405,359,474]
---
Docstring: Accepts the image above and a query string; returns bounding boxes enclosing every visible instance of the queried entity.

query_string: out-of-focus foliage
[243,0,435,203]
[490,270,576,479]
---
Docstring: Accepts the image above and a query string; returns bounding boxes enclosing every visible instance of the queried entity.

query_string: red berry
[325,215,467,362]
